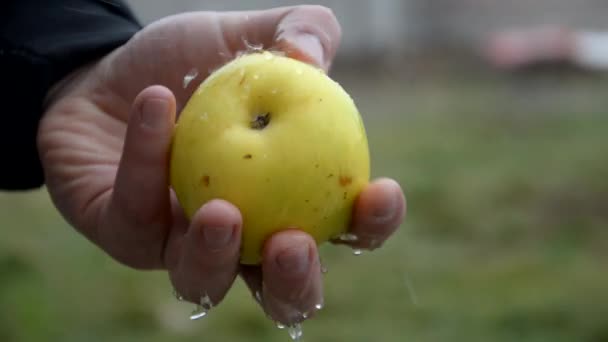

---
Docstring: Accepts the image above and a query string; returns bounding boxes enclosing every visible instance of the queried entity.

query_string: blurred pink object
[483,26,574,70]
[484,25,608,71]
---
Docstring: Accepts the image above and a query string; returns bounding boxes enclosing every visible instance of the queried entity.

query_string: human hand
[38,5,406,325]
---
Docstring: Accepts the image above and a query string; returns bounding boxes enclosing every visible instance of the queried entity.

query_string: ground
[1,65,607,341]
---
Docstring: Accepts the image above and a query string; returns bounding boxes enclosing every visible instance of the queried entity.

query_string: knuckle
[299,5,342,46]
[301,4,335,20]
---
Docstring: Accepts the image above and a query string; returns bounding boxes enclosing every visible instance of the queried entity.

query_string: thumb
[219,5,342,71]
[273,5,342,71]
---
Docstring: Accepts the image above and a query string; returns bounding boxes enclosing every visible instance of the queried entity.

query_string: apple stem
[251,113,271,129]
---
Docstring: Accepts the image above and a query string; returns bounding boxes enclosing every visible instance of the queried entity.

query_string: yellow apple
[170,51,370,265]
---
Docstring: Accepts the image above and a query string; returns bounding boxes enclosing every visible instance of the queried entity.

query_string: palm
[39,13,243,267]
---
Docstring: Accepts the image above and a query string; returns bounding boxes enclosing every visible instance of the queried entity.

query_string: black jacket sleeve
[0,0,142,190]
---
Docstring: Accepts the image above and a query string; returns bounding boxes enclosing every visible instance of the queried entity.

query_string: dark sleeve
[0,0,142,190]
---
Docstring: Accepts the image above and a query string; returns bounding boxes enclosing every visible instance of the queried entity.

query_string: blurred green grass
[1,69,608,342]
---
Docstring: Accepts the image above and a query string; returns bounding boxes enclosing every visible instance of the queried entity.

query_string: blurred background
[2,0,608,341]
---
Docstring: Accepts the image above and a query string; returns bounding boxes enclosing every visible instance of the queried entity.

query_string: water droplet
[189,294,213,321]
[270,88,278,95]
[338,233,359,242]
[287,323,303,341]
[189,307,207,320]
[253,74,260,80]
[295,68,303,75]
[302,312,309,319]
[200,294,213,309]
[183,68,199,89]
[404,273,420,307]
[276,322,286,329]
[172,289,184,301]
[242,37,264,53]
[255,291,262,303]
[369,239,380,249]
[315,303,324,310]
[199,112,208,121]
[270,49,287,57]
[353,249,363,256]
[321,264,328,274]
[264,52,274,60]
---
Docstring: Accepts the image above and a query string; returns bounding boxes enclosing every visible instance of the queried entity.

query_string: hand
[38,5,406,325]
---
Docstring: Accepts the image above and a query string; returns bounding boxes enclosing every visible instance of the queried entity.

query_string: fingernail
[372,188,399,222]
[288,33,324,67]
[141,98,169,129]
[276,244,310,275]
[203,225,234,250]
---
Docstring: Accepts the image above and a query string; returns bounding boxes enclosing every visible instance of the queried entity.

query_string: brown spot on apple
[243,154,253,159]
[200,175,210,187]
[339,175,352,187]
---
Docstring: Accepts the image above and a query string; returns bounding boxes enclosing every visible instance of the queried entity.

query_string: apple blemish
[238,73,247,86]
[339,175,353,187]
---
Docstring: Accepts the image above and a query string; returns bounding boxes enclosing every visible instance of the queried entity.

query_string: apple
[170,51,370,265]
